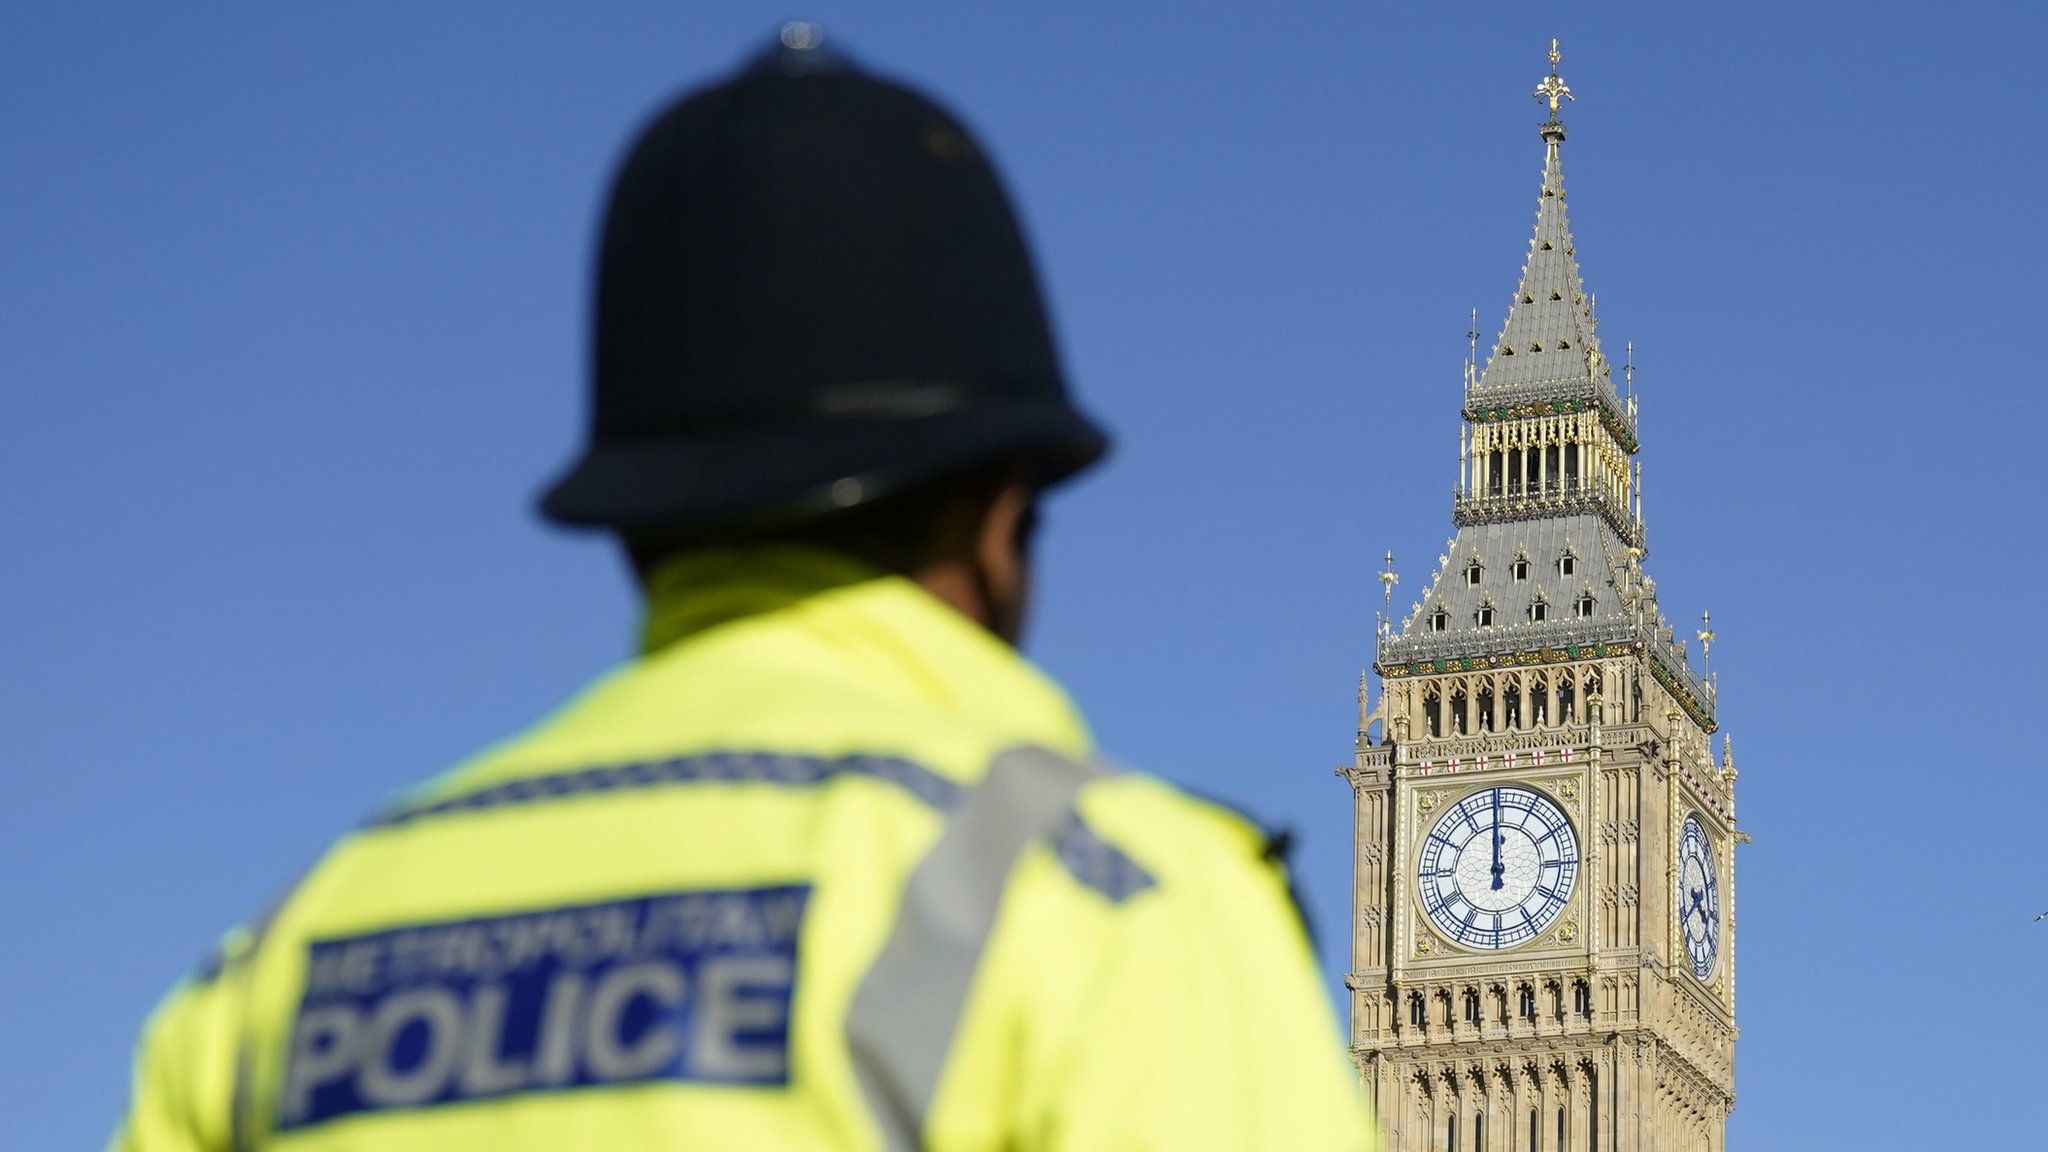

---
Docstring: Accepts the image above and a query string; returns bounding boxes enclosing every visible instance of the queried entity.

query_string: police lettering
[279,888,807,1129]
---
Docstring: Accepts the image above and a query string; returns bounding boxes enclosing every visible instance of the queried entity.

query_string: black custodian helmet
[540,27,1109,533]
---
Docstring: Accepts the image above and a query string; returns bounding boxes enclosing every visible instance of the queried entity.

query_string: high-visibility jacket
[112,546,1375,1151]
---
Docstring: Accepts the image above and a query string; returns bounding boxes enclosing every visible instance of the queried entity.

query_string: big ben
[1347,44,1739,1151]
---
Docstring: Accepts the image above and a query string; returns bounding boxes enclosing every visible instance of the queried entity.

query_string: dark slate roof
[1382,513,1711,716]
[1470,129,1622,414]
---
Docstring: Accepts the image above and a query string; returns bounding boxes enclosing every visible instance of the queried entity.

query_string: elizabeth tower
[1346,46,1739,1151]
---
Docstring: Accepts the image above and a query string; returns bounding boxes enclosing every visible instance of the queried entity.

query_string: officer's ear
[968,469,1038,646]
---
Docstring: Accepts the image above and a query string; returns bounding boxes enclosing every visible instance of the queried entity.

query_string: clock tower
[1346,44,1739,1151]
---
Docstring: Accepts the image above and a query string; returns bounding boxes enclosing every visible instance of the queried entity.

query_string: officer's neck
[914,560,1027,648]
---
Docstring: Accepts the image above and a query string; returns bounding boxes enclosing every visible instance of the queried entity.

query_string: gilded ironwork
[1533,40,1573,117]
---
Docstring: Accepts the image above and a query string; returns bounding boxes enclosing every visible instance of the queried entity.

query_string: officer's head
[537,26,1107,644]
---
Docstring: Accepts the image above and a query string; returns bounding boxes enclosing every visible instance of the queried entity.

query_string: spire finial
[1534,38,1574,131]
[1375,550,1399,660]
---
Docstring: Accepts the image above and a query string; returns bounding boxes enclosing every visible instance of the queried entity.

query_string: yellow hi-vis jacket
[112,546,1375,1151]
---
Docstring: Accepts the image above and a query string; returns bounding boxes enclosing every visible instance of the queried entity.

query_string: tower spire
[1470,38,1613,410]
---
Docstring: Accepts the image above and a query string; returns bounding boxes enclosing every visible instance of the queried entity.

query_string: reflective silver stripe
[846,746,1103,1151]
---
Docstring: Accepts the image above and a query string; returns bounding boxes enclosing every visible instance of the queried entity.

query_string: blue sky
[4,2,2044,1146]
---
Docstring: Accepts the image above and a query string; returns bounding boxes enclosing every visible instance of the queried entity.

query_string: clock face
[1678,814,1720,979]
[1417,785,1580,950]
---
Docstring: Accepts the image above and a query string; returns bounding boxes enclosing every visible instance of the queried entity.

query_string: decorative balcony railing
[1452,479,1642,546]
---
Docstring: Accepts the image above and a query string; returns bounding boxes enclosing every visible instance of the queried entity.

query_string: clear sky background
[5,2,2044,1146]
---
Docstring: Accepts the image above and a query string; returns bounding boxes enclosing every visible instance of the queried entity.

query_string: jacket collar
[638,545,1090,754]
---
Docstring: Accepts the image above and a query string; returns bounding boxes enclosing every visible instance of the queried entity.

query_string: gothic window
[1511,558,1529,582]
[1573,981,1591,1016]
[1558,550,1577,577]
[1475,1114,1485,1152]
[1410,995,1425,1028]
[1431,607,1449,632]
[1424,691,1443,737]
[1529,598,1548,623]
[1466,561,1484,586]
[1575,593,1595,618]
[1528,1109,1538,1152]
[1517,986,1536,1020]
[1557,1109,1566,1148]
[1449,1116,1459,1151]
[1463,990,1481,1024]
[1476,605,1495,628]
[1477,686,1495,732]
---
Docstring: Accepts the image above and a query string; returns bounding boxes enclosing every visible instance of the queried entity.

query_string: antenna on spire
[1623,340,1635,396]
[1697,610,1718,700]
[1633,458,1644,530]
[1375,550,1399,665]
[1377,551,1399,643]
[1463,308,1479,403]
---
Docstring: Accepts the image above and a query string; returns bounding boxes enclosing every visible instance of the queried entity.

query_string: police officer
[113,27,1375,1151]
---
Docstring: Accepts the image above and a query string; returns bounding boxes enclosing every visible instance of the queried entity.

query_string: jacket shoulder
[1065,767,1290,897]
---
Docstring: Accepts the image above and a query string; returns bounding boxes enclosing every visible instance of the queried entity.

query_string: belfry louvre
[1345,43,1739,1152]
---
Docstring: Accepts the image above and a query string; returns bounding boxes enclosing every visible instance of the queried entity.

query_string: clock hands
[1684,886,1710,930]
[1489,789,1505,890]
